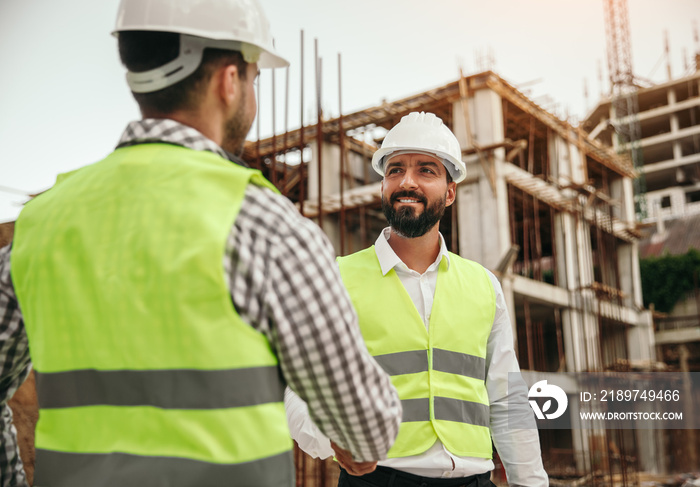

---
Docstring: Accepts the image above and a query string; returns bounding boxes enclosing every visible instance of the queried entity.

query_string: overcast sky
[1,0,698,222]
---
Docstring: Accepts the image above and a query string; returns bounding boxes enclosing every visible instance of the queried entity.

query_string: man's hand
[330,441,378,476]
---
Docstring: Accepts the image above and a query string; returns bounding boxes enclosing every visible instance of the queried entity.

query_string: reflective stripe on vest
[35,367,284,409]
[33,450,293,487]
[338,247,495,459]
[12,144,293,486]
[374,348,486,380]
[397,397,490,426]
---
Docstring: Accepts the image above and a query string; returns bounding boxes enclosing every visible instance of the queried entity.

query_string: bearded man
[285,112,548,487]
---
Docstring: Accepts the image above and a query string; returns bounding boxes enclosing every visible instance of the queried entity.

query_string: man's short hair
[118,31,248,114]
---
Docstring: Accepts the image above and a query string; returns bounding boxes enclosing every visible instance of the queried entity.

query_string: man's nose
[399,171,418,189]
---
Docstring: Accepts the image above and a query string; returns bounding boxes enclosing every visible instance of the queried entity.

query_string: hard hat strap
[125,34,260,94]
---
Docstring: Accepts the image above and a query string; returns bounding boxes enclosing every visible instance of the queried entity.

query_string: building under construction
[584,59,700,367]
[241,70,694,485]
[583,67,700,225]
[4,69,696,485]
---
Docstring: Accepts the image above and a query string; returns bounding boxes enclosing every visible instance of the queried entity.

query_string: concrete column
[457,182,484,263]
[492,148,512,266]
[670,112,680,133]
[457,166,511,270]
[610,176,636,224]
[622,177,636,224]
[553,212,568,289]
[574,216,602,370]
[667,88,683,161]
[672,140,683,161]
[453,92,510,270]
[560,211,585,372]
[555,137,573,183]
[630,243,644,309]
[452,89,504,148]
[617,243,644,309]
[569,142,587,186]
[627,310,655,362]
[469,154,512,269]
[617,243,634,309]
[667,88,677,105]
[562,308,582,372]
[307,141,341,199]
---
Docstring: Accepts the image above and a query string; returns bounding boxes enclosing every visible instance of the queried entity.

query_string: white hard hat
[113,0,288,93]
[371,112,466,183]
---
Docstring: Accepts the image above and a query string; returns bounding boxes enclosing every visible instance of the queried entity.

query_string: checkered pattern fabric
[0,119,401,486]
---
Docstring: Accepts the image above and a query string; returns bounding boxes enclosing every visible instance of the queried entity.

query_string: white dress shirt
[286,228,548,486]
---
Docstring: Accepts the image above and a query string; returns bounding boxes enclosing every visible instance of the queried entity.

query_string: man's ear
[445,181,457,207]
[218,64,240,106]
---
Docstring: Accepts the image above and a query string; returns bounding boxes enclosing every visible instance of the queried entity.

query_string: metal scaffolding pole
[338,53,346,255]
[298,30,305,216]
[315,38,323,230]
[283,66,289,192]
[271,68,277,187]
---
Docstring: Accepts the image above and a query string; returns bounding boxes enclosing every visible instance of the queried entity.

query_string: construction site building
[583,68,700,225]
[584,62,700,434]
[243,71,668,484]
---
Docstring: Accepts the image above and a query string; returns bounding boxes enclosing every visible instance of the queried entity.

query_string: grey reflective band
[373,350,428,376]
[373,349,484,380]
[401,397,490,425]
[36,366,284,409]
[33,449,294,487]
[432,348,486,381]
[401,398,430,422]
[434,397,490,427]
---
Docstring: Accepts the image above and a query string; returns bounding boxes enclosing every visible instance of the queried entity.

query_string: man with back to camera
[0,1,402,485]
[286,112,548,486]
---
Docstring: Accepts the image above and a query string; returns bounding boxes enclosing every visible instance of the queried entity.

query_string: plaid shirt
[0,119,401,487]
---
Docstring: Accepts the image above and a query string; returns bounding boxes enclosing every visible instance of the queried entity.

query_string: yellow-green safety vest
[11,143,293,487]
[338,247,495,459]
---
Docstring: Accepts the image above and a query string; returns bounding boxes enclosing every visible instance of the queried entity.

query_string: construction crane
[603,0,648,220]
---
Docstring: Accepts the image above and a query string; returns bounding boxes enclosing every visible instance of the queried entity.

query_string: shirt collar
[116,118,248,166]
[374,227,451,276]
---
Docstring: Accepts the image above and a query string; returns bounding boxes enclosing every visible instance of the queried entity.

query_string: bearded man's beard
[381,190,447,238]
[222,90,253,156]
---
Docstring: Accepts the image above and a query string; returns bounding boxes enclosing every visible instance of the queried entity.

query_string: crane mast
[603,0,647,219]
